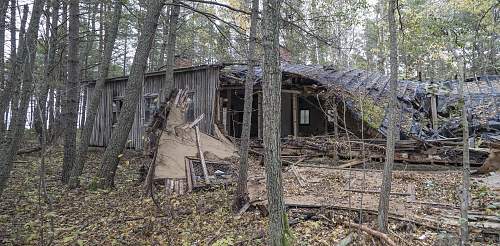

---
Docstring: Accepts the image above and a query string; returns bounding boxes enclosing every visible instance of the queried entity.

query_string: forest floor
[1,138,499,245]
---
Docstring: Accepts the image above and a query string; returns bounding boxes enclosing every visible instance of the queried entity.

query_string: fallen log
[347,223,397,246]
[296,163,383,172]
[249,148,296,166]
[16,146,42,155]
[337,159,366,168]
[343,188,411,196]
[318,214,397,246]
[282,202,452,232]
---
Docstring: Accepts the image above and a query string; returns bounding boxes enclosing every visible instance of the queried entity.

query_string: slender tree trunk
[51,0,68,145]
[459,57,470,246]
[97,0,164,188]
[5,6,28,133]
[160,11,169,69]
[78,3,92,130]
[0,1,10,132]
[262,0,290,245]
[35,0,59,142]
[164,0,180,93]
[61,0,80,184]
[0,0,47,197]
[123,29,127,76]
[0,0,8,98]
[70,0,122,188]
[377,0,398,233]
[233,0,259,213]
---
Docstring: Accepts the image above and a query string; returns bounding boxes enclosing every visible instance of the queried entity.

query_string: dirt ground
[0,145,498,245]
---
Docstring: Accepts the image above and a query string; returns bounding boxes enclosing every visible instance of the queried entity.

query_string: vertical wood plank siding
[85,65,220,150]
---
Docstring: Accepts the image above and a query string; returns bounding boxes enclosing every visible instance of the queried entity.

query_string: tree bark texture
[164,0,180,94]
[0,0,9,133]
[35,0,60,142]
[377,0,398,233]
[262,0,289,245]
[459,59,470,246]
[61,0,80,184]
[0,0,46,197]
[70,0,122,188]
[3,6,28,135]
[233,0,259,212]
[97,0,164,188]
[0,0,8,100]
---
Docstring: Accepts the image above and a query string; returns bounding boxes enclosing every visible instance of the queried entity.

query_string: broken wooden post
[226,89,232,136]
[406,183,416,203]
[292,93,298,138]
[195,125,210,184]
[431,94,438,131]
[258,91,262,139]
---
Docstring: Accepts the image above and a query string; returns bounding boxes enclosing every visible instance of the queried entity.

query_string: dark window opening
[112,98,123,126]
[144,94,159,125]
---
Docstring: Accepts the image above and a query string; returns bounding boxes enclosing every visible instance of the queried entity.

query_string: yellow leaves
[62,234,76,243]
[118,154,124,158]
[212,236,235,246]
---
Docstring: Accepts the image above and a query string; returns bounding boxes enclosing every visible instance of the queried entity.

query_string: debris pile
[143,89,238,194]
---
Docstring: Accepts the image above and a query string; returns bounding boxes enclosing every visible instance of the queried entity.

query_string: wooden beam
[343,188,411,196]
[194,126,210,184]
[226,89,232,136]
[282,89,301,94]
[431,95,438,130]
[292,93,298,137]
[258,92,262,139]
[183,113,205,129]
[337,159,365,168]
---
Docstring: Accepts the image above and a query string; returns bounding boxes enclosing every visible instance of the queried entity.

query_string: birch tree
[377,0,398,233]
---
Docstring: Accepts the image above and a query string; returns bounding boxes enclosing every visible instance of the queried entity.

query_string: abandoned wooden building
[85,65,222,149]
[84,63,500,150]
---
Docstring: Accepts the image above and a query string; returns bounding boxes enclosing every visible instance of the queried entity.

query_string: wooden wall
[85,65,220,149]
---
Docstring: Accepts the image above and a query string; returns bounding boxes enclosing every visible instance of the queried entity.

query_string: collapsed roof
[221,63,500,142]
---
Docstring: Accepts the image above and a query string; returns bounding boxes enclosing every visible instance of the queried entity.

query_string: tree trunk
[70,0,122,188]
[459,57,470,246]
[0,0,11,133]
[164,0,180,93]
[233,0,259,213]
[0,0,8,108]
[35,0,59,142]
[78,2,95,130]
[160,10,170,69]
[262,0,290,245]
[0,0,46,197]
[5,5,29,132]
[377,0,398,233]
[97,0,164,188]
[61,0,80,184]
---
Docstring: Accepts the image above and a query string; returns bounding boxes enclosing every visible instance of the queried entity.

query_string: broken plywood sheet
[154,106,237,180]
